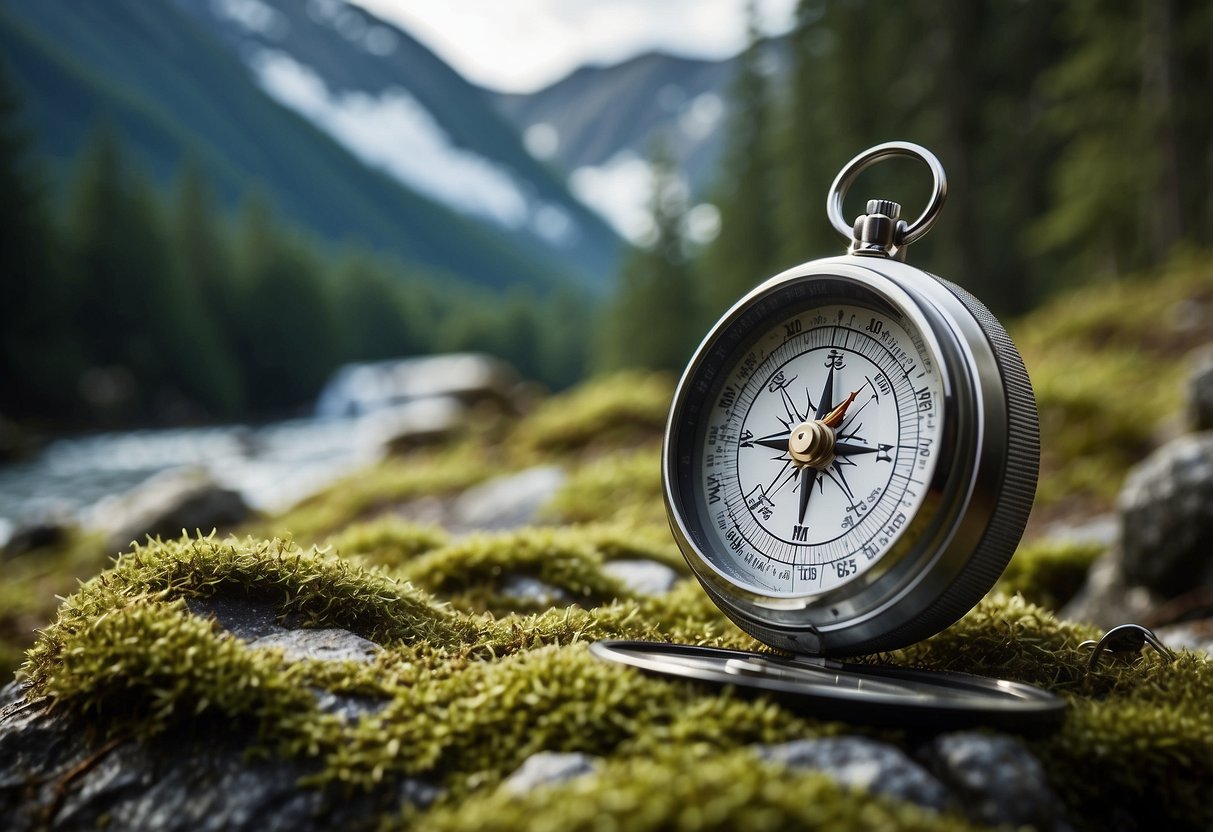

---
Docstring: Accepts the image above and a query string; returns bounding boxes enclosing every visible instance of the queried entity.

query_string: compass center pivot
[788,420,835,469]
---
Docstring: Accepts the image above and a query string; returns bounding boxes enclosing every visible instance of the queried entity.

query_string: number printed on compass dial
[698,303,944,596]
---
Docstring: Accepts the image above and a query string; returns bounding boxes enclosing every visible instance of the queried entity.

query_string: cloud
[352,0,797,92]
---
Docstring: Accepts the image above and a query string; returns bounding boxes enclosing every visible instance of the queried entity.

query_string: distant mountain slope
[495,52,732,188]
[0,0,621,291]
[487,42,787,243]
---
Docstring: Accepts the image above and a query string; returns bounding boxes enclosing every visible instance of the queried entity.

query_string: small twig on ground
[1142,586,1213,628]
[40,734,128,829]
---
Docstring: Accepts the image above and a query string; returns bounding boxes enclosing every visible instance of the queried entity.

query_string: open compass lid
[590,640,1066,731]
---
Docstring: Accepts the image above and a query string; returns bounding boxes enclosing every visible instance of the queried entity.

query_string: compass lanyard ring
[826,141,948,261]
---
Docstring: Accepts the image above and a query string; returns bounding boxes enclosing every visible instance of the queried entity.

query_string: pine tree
[0,63,81,417]
[597,140,699,373]
[170,163,244,416]
[536,286,591,389]
[334,248,426,362]
[235,195,339,412]
[700,4,783,317]
[1031,0,1213,281]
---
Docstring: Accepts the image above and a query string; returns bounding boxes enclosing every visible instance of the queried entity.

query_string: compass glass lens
[688,292,944,597]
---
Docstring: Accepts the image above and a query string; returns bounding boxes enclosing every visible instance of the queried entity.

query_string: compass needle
[797,468,817,525]
[814,366,835,420]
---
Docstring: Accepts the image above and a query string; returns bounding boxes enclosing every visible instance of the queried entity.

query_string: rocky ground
[2,258,1213,831]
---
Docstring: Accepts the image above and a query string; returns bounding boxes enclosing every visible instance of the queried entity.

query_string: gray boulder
[93,468,250,553]
[1,517,74,560]
[754,736,952,812]
[602,560,680,596]
[1118,433,1213,597]
[498,574,576,608]
[185,593,286,641]
[1058,549,1162,629]
[450,466,566,533]
[1188,345,1213,432]
[501,751,600,796]
[1155,621,1213,656]
[316,353,522,419]
[247,628,381,664]
[361,397,463,456]
[0,682,435,832]
[921,732,1070,831]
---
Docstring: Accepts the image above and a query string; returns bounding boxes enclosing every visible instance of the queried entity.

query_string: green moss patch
[255,447,493,543]
[890,594,1213,829]
[997,539,1106,611]
[509,371,673,458]
[15,534,1212,830]
[1012,254,1211,513]
[540,448,665,528]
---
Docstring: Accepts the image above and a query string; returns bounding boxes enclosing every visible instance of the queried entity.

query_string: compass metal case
[665,253,1039,657]
[593,143,1060,728]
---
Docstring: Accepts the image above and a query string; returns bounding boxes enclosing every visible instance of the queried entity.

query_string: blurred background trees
[2,0,1211,426]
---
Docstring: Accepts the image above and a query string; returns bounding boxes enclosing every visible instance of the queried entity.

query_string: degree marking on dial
[712,310,939,572]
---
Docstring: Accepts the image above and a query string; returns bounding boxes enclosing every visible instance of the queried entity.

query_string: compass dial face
[694,300,944,597]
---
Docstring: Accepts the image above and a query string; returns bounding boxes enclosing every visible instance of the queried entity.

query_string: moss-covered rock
[507,371,673,459]
[4,532,1209,831]
[996,538,1106,611]
[1014,254,1213,516]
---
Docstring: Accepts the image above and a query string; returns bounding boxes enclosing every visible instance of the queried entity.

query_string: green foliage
[541,448,666,528]
[1012,256,1208,509]
[255,447,492,544]
[0,529,110,674]
[1033,1,1213,280]
[399,528,668,614]
[234,195,340,412]
[170,164,245,416]
[324,517,451,569]
[0,89,598,425]
[997,539,1105,611]
[510,371,673,458]
[0,62,84,418]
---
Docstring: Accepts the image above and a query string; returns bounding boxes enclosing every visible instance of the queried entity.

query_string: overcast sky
[352,0,797,93]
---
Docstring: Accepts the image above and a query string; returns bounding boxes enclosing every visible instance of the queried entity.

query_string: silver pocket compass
[592,142,1065,730]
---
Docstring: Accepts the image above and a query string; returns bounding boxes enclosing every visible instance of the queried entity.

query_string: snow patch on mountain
[306,0,398,56]
[211,0,287,38]
[251,49,560,235]
[570,151,656,244]
[569,150,718,247]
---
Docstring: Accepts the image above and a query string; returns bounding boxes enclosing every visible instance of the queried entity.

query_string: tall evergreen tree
[0,64,81,417]
[536,285,591,390]
[700,4,783,316]
[69,129,143,375]
[597,140,699,373]
[1032,0,1213,281]
[777,0,925,268]
[235,195,338,412]
[170,163,244,416]
[333,248,427,363]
